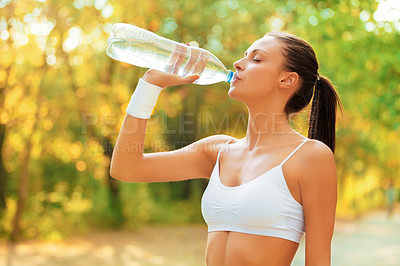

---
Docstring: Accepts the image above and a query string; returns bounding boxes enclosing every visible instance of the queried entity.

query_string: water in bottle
[106,23,234,85]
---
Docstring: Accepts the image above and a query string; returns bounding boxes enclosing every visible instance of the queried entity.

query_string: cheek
[228,64,279,100]
[247,67,276,92]
[254,64,278,80]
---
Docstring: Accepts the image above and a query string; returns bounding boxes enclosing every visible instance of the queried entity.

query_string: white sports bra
[201,138,309,243]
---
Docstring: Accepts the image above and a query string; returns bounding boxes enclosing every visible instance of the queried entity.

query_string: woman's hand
[142,69,200,89]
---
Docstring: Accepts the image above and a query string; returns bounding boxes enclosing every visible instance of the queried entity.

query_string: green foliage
[0,0,399,240]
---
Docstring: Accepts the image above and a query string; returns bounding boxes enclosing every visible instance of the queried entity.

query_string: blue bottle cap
[225,70,234,83]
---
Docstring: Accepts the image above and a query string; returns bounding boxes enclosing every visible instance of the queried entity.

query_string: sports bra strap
[279,139,309,167]
[216,138,235,163]
[216,138,308,167]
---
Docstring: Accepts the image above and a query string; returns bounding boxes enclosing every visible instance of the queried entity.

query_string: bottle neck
[225,70,234,83]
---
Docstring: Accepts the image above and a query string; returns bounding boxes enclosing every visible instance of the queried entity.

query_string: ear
[278,72,299,89]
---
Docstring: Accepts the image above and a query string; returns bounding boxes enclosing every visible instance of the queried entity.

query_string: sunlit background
[0,0,399,265]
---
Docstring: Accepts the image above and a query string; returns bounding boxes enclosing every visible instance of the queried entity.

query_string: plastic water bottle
[106,23,234,85]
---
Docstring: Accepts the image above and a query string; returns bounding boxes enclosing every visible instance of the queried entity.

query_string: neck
[242,107,297,151]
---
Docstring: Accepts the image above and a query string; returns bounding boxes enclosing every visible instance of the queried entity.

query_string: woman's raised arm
[109,69,233,183]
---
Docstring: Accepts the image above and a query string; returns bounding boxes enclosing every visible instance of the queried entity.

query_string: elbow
[109,165,118,179]
[109,153,144,182]
[109,153,128,181]
[109,158,129,182]
[109,166,132,182]
[109,160,143,183]
[109,164,124,181]
[305,246,332,266]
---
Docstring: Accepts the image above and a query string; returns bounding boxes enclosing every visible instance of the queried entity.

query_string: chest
[219,152,280,186]
[218,148,303,206]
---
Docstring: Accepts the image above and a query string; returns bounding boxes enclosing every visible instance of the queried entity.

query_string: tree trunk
[103,137,125,227]
[0,124,8,218]
[9,70,42,241]
[0,3,15,221]
[9,137,33,242]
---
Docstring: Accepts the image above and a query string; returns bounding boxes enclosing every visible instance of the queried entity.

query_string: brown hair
[265,31,343,153]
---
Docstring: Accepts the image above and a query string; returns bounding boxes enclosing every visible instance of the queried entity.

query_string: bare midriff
[205,231,299,266]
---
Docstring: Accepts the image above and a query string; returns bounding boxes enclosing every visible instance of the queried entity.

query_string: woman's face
[228,36,287,102]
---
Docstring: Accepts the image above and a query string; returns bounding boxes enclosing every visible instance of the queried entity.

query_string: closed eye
[253,59,261,62]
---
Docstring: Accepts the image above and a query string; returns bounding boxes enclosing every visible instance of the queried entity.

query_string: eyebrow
[244,49,268,56]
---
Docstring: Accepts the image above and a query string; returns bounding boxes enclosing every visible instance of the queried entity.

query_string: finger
[171,44,187,74]
[183,48,200,76]
[165,44,180,72]
[193,52,208,75]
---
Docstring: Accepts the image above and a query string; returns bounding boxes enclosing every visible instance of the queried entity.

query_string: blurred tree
[0,2,14,222]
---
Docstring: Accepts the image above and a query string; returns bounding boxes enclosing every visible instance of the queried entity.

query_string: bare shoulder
[302,139,335,160]
[196,134,239,163]
[299,139,337,183]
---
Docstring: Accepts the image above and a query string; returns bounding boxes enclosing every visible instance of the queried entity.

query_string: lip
[232,73,241,82]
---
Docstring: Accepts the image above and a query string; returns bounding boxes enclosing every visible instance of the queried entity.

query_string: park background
[0,0,399,265]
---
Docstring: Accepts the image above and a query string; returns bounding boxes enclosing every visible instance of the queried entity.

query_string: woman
[110,31,342,266]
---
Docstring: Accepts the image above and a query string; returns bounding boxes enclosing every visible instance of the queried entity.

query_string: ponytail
[308,75,343,153]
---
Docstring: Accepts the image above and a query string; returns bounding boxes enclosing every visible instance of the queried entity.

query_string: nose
[233,58,244,71]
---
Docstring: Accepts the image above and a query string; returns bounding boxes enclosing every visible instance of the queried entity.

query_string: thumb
[185,74,200,83]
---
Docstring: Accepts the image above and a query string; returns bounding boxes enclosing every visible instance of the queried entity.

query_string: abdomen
[205,231,299,266]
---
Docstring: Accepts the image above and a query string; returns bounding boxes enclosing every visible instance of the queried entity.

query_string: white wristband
[126,78,163,119]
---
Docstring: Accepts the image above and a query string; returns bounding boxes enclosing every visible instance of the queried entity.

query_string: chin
[227,86,239,99]
[228,86,246,102]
